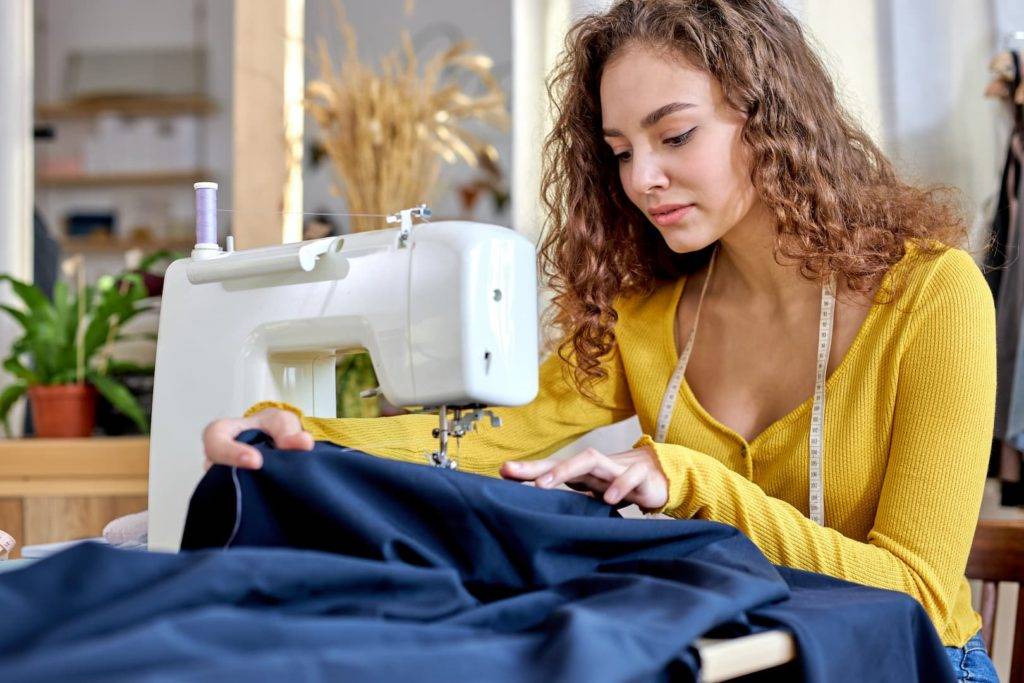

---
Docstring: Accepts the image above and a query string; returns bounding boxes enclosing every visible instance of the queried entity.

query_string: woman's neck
[710,203,822,315]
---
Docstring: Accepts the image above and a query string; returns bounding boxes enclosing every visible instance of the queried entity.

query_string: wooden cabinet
[0,437,148,558]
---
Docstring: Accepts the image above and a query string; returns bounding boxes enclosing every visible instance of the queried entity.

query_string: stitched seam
[958,648,971,681]
[224,466,243,549]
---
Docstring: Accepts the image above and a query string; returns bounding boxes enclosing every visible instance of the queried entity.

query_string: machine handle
[185,237,342,284]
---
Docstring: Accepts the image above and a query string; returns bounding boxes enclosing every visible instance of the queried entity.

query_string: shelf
[37,170,210,188]
[36,95,216,120]
[0,437,149,558]
[60,236,194,255]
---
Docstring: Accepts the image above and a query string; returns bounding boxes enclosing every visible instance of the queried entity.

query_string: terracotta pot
[27,383,97,438]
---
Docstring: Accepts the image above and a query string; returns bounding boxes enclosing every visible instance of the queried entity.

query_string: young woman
[203,1,998,679]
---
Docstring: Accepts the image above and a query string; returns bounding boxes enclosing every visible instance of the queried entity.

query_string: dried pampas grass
[306,2,509,232]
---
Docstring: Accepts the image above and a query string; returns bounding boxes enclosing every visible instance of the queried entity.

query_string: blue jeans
[945,631,999,682]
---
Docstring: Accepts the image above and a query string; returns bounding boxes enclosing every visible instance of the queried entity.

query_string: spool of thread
[194,182,218,246]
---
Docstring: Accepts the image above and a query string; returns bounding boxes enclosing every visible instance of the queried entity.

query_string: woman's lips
[651,204,694,227]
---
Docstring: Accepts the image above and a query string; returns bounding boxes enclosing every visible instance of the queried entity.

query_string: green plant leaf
[82,314,111,360]
[115,332,158,343]
[51,369,80,385]
[23,321,62,384]
[52,280,71,332]
[2,356,37,384]
[0,382,27,437]
[0,304,30,331]
[0,275,57,335]
[104,360,155,376]
[87,371,149,434]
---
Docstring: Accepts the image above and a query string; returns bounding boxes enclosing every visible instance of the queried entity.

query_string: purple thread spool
[193,182,218,246]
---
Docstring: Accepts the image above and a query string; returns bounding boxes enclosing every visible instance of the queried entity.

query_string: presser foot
[427,451,458,470]
[426,406,502,470]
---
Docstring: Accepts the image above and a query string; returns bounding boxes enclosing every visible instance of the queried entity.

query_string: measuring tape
[655,243,836,526]
[655,245,719,444]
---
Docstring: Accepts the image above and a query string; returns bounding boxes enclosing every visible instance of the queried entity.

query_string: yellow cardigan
[247,240,996,648]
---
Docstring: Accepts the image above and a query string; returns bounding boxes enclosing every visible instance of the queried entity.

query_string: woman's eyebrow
[602,101,696,137]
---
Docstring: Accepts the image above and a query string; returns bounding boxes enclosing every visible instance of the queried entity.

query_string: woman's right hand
[201,408,314,471]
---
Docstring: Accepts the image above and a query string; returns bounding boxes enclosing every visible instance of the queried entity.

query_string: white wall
[800,0,886,148]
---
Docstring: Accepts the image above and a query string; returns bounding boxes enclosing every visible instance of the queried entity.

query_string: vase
[28,383,97,438]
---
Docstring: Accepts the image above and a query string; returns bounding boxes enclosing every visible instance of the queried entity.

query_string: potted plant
[91,248,180,434]
[0,270,152,438]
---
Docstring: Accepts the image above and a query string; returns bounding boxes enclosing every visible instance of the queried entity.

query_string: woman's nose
[630,152,669,194]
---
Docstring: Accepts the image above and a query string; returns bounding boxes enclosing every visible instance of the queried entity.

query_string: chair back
[966,518,1024,682]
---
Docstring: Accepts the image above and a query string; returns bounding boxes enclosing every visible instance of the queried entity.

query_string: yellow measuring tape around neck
[654,243,836,526]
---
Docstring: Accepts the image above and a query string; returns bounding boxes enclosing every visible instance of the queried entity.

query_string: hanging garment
[0,431,954,682]
[1001,160,1024,466]
[987,49,1024,504]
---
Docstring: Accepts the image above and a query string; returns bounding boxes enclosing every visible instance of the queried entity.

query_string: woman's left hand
[499,445,668,511]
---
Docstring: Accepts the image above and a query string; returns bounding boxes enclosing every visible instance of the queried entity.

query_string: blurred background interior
[5,0,1021,435]
[0,0,1024,672]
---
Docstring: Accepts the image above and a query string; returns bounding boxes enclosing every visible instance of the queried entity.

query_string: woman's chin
[658,226,710,255]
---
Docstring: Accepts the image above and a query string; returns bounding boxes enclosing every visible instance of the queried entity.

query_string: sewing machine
[147,183,539,551]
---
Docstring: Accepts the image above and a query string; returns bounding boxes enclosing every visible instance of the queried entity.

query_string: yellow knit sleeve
[644,249,996,635]
[243,344,635,478]
[244,401,304,419]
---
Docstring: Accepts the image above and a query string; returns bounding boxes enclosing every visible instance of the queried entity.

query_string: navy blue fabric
[0,431,954,682]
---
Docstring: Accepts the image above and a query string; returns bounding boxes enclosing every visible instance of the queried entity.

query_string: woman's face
[600,44,761,253]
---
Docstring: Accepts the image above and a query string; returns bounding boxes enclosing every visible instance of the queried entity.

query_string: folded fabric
[102,510,149,549]
[0,529,14,559]
[0,431,953,682]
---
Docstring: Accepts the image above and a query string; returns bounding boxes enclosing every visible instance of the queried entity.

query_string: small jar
[0,529,15,560]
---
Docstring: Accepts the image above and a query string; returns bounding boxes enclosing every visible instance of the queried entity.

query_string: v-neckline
[662,259,897,449]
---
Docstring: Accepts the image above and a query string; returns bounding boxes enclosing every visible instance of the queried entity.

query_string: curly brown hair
[537,0,976,401]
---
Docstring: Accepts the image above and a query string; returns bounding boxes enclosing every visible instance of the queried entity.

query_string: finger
[604,462,649,505]
[564,474,608,493]
[202,418,264,469]
[273,430,315,451]
[257,411,313,452]
[500,458,559,481]
[538,449,625,489]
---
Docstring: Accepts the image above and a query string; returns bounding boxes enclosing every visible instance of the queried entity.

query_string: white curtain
[880,1,1010,249]
[797,0,1022,255]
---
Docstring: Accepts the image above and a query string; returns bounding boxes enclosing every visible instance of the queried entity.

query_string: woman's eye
[613,127,696,164]
[665,127,697,147]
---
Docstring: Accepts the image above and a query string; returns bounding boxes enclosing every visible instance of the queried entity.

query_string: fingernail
[240,453,258,468]
[539,475,553,486]
[606,488,619,501]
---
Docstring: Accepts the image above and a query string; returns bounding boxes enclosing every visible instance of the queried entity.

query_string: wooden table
[0,436,149,559]
[695,631,795,681]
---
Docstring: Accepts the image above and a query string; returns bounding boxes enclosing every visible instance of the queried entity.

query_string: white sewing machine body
[148,220,539,551]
